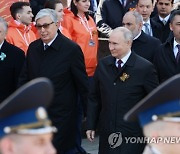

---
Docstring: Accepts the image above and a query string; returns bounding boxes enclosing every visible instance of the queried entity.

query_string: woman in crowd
[62,1,98,153]
[44,0,71,39]
[63,0,98,78]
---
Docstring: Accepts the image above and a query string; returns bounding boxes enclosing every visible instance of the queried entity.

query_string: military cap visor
[0,78,56,138]
[124,74,180,126]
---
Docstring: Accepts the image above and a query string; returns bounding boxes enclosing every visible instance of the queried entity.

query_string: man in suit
[122,11,161,63]
[154,9,180,83]
[124,74,180,154]
[18,9,89,154]
[152,0,173,43]
[0,78,56,154]
[86,27,159,154]
[136,0,162,41]
[0,17,25,103]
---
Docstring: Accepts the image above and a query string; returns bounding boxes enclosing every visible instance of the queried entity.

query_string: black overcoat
[87,52,159,154]
[18,32,89,152]
[0,40,25,102]
[132,31,161,63]
[152,15,171,43]
[154,35,180,83]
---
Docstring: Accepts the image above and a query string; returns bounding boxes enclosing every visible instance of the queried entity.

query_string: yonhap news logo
[108,132,122,148]
[108,132,180,148]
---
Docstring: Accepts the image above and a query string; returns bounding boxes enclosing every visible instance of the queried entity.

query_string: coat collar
[135,31,149,43]
[106,52,137,68]
[1,40,9,52]
[36,30,64,52]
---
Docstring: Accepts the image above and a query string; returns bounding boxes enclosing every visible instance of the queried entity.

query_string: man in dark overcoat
[0,17,25,103]
[86,27,159,154]
[154,9,180,83]
[18,8,89,154]
[122,11,161,63]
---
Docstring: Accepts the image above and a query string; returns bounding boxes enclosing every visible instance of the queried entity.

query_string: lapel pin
[0,52,6,61]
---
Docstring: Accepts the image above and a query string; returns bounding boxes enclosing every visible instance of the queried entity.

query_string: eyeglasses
[35,22,54,30]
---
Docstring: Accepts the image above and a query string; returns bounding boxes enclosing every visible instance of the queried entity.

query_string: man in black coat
[152,0,173,43]
[0,17,25,103]
[18,9,89,154]
[154,10,180,83]
[122,11,161,63]
[86,27,159,154]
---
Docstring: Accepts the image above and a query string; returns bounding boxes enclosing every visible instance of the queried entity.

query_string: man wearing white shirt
[152,0,173,42]
[136,0,162,40]
[86,27,159,154]
[122,11,161,63]
[154,9,180,83]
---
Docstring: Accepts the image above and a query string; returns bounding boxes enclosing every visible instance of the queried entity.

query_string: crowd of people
[0,0,180,154]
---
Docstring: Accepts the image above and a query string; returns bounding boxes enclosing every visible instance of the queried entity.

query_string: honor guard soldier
[124,74,180,154]
[0,78,57,154]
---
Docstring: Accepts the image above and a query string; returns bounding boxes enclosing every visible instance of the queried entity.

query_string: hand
[86,130,95,142]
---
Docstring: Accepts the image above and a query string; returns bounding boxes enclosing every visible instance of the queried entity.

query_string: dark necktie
[176,45,180,63]
[121,0,124,7]
[117,59,123,70]
[44,44,49,50]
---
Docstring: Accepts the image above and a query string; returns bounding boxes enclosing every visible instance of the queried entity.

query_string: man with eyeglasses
[18,8,89,154]
[124,74,180,154]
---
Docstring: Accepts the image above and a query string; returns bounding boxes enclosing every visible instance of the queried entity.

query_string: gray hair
[112,27,133,42]
[0,17,8,33]
[35,8,58,23]
[126,11,143,24]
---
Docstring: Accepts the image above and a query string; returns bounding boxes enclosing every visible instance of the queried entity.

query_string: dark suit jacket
[89,0,99,19]
[154,35,180,83]
[132,31,161,63]
[87,52,159,154]
[18,32,89,152]
[0,40,25,102]
[97,0,137,37]
[152,15,171,43]
[150,19,163,41]
[29,0,47,17]
[89,0,99,12]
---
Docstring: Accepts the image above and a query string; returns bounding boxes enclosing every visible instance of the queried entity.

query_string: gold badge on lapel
[120,73,129,82]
